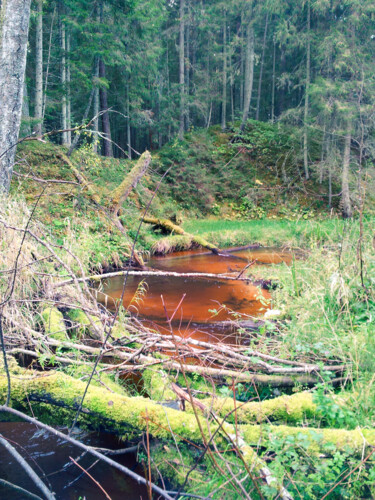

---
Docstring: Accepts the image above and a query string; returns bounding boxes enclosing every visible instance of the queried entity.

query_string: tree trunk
[21,82,31,136]
[99,58,113,157]
[92,57,99,153]
[34,0,43,135]
[303,0,311,180]
[66,31,71,145]
[239,13,244,113]
[221,11,227,131]
[178,0,185,139]
[255,12,269,121]
[341,129,352,218]
[271,37,276,123]
[185,1,190,129]
[42,4,56,122]
[126,85,131,159]
[240,19,254,131]
[60,6,68,145]
[0,0,32,193]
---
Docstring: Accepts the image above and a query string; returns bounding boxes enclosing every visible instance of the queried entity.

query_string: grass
[179,216,374,250]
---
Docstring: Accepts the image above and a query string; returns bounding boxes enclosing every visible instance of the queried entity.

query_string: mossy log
[110,151,152,214]
[1,369,373,456]
[185,391,320,424]
[66,308,102,340]
[57,153,102,205]
[143,216,220,254]
[40,306,68,341]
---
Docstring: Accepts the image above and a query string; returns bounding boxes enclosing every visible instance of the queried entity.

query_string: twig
[0,478,43,500]
[0,405,174,500]
[69,456,112,500]
[0,433,55,499]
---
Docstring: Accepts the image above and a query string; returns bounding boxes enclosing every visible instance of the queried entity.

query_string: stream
[98,246,292,344]
[0,247,292,499]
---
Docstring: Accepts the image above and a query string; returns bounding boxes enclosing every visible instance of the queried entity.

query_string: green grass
[182,216,374,249]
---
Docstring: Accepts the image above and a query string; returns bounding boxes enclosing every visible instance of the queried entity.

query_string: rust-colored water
[97,246,291,344]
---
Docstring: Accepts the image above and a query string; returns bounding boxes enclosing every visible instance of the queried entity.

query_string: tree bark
[341,129,352,218]
[255,12,269,121]
[60,4,68,145]
[66,31,71,145]
[240,17,254,132]
[93,57,100,153]
[221,11,227,131]
[21,82,31,136]
[303,0,311,180]
[178,0,185,139]
[126,84,131,159]
[0,0,32,193]
[99,58,113,156]
[34,0,43,135]
[271,37,276,122]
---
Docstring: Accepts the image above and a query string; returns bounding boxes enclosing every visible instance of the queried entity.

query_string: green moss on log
[67,308,101,339]
[241,424,375,455]
[186,391,319,424]
[40,307,67,341]
[142,369,176,401]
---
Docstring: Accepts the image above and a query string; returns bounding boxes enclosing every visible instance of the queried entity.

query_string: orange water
[97,247,291,344]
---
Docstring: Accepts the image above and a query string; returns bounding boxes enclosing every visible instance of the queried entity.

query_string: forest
[0,0,375,499]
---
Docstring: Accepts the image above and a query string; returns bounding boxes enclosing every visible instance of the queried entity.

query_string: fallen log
[110,151,151,215]
[0,368,295,498]
[1,367,373,498]
[143,216,221,255]
[54,268,257,288]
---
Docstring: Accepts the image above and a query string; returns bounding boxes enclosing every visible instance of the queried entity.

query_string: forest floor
[1,124,375,498]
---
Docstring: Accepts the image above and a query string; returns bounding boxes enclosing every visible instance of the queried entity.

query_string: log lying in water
[143,216,221,254]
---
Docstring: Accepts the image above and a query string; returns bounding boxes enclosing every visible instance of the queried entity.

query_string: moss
[0,370,229,443]
[66,308,101,339]
[185,391,318,424]
[64,364,129,397]
[142,368,176,401]
[40,306,67,341]
[241,424,375,455]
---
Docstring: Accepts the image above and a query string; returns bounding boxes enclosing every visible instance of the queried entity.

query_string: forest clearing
[0,0,375,499]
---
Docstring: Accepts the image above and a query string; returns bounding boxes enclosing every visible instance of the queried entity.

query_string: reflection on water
[97,246,292,344]
[0,422,147,500]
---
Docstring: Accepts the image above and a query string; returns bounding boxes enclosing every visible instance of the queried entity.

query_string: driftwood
[143,216,221,254]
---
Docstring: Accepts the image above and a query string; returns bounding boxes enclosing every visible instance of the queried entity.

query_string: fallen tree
[0,368,373,456]
[143,216,221,254]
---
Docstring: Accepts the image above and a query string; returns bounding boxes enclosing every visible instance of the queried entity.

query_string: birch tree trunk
[34,0,43,135]
[178,0,185,139]
[0,0,32,193]
[303,0,311,180]
[341,129,352,219]
[240,19,254,132]
[221,12,227,131]
[255,12,269,121]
